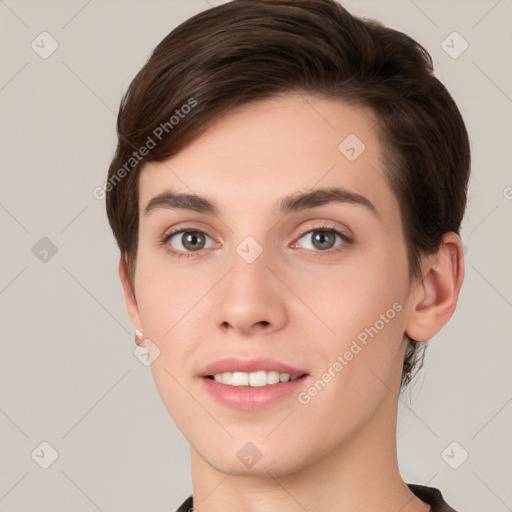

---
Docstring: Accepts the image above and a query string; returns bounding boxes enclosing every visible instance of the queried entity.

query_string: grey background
[1,0,511,511]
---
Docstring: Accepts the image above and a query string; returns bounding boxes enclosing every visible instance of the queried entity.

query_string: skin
[119,93,464,512]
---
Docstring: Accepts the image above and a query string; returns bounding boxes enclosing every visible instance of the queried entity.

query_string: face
[128,93,418,477]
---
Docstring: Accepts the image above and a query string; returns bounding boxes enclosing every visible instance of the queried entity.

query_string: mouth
[199,357,309,408]
[204,370,306,387]
[199,356,308,384]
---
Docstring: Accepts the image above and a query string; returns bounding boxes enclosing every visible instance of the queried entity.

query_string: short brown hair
[105,0,470,390]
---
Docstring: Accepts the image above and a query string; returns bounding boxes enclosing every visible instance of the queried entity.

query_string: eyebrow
[143,186,378,218]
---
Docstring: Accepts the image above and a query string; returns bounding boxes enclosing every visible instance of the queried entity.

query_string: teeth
[267,371,280,385]
[232,371,249,386]
[211,370,301,386]
[249,370,267,387]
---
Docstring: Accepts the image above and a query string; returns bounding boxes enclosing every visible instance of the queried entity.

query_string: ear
[118,255,144,346]
[405,232,465,342]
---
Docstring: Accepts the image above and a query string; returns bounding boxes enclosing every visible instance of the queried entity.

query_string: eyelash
[160,223,352,260]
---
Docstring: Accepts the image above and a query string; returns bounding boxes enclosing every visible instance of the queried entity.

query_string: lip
[199,356,307,378]
[199,357,309,410]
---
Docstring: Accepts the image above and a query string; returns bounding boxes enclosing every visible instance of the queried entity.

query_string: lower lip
[201,375,308,410]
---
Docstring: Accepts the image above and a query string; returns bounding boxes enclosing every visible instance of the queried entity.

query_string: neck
[188,388,429,512]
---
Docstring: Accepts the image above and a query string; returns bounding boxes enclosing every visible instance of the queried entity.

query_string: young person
[105,1,469,510]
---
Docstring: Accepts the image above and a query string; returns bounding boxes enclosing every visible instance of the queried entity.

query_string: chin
[195,437,311,478]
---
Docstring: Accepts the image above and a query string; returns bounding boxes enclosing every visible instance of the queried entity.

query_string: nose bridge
[214,232,287,334]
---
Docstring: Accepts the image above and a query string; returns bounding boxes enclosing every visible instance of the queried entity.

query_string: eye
[160,223,351,259]
[293,225,351,254]
[161,227,215,258]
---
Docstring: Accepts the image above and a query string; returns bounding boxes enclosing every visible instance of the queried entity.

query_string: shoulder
[408,483,459,512]
[174,495,193,512]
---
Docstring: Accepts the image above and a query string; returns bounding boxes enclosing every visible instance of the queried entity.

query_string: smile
[207,370,301,386]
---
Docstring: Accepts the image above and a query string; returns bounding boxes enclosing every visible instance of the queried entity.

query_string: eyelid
[293,220,352,242]
[161,221,217,243]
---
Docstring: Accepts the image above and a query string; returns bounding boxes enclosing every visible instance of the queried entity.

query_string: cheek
[134,245,199,334]
[302,241,409,385]
[133,259,207,433]
[305,244,408,338]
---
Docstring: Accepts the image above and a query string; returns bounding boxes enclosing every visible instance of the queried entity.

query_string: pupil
[184,232,203,251]
[314,231,334,250]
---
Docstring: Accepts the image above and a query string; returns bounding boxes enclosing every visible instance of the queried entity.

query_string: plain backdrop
[0,1,511,511]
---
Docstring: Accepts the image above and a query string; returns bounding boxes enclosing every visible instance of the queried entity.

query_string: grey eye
[296,229,345,251]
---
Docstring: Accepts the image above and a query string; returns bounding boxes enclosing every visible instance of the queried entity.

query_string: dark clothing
[408,484,458,511]
[175,483,458,511]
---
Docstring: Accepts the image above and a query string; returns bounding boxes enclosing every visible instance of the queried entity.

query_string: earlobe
[118,255,143,339]
[405,232,465,342]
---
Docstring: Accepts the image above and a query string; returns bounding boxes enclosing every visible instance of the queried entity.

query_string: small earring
[135,329,144,345]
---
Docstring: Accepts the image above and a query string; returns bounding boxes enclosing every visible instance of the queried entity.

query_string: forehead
[138,93,398,224]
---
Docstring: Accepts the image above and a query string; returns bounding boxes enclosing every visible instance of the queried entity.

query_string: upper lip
[200,357,308,377]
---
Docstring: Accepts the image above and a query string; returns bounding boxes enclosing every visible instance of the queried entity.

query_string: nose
[214,246,288,337]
